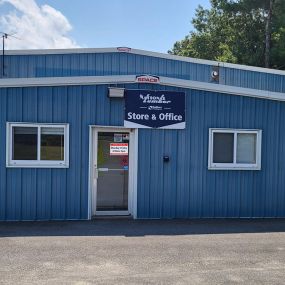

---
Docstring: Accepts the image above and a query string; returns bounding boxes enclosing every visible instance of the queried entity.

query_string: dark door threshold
[92,215,132,220]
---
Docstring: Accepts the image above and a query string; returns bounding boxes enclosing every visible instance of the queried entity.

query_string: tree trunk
[265,0,275,68]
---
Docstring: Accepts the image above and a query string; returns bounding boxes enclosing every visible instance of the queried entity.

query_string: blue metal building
[1,47,285,220]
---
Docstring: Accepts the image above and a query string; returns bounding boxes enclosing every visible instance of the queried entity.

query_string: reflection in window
[237,133,257,164]
[41,128,64,161]
[7,123,69,168]
[13,127,37,160]
[213,133,234,163]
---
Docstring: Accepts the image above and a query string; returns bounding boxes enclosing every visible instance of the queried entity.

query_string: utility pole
[2,33,7,77]
[1,32,20,77]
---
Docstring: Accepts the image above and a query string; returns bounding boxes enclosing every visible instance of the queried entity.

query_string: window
[208,129,262,170]
[6,123,69,168]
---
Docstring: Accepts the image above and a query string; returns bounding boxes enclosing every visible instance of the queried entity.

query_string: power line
[1,32,21,77]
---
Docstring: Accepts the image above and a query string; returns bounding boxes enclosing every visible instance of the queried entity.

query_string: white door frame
[88,125,138,219]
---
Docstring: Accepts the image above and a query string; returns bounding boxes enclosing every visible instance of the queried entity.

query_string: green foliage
[169,0,285,69]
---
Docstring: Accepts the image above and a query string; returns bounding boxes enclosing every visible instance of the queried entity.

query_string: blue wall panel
[0,84,125,220]
[3,52,285,93]
[0,88,7,220]
[1,83,285,220]
[220,68,285,92]
[136,88,285,219]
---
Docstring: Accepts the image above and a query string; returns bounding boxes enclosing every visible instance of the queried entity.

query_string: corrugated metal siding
[2,52,285,93]
[0,84,124,220]
[137,87,285,218]
[1,53,215,83]
[1,83,285,220]
[220,67,285,93]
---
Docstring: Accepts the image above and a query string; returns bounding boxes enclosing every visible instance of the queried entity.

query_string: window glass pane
[213,133,234,163]
[41,127,64,161]
[13,127,38,160]
[237,133,256,164]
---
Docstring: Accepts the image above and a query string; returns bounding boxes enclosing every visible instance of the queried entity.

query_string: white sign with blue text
[124,90,186,129]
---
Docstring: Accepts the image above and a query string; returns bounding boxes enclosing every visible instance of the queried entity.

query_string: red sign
[135,75,160,84]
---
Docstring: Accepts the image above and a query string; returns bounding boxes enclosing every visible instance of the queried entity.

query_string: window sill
[6,163,69,169]
[208,166,261,171]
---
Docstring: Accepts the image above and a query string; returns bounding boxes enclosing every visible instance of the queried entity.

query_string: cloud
[0,0,80,49]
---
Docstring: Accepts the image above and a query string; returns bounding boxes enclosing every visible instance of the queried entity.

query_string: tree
[169,0,285,69]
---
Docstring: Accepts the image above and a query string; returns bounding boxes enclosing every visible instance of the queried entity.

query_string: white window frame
[6,122,69,168]
[208,128,262,170]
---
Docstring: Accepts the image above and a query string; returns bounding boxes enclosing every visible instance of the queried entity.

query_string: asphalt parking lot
[0,218,285,284]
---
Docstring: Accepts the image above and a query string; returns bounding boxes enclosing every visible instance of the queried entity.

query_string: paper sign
[110,143,128,156]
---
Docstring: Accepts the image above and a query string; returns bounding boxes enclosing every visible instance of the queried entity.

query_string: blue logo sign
[124,90,185,129]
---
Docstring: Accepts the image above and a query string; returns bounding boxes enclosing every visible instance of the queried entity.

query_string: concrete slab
[0,219,285,284]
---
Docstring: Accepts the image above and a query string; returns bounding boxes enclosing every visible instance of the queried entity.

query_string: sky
[0,0,210,53]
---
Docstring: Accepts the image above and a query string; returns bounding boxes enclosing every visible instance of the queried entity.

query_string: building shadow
[0,218,285,238]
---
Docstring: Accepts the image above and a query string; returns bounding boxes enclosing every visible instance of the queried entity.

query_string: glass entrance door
[96,132,129,212]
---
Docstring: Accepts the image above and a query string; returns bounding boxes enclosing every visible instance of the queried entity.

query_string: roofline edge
[0,74,284,102]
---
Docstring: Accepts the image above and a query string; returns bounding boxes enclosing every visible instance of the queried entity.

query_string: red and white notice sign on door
[110,143,128,156]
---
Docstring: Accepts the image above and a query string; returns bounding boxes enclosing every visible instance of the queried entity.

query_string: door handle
[98,168,109,171]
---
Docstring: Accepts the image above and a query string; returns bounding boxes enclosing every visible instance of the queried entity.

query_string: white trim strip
[0,75,135,88]
[124,120,186,129]
[160,76,285,101]
[5,47,285,76]
[1,74,285,102]
[5,47,118,55]
[123,121,151,129]
[159,122,186,129]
